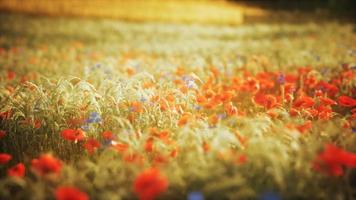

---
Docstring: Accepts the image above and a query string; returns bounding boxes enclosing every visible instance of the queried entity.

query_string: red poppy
[0,153,12,164]
[131,101,144,113]
[145,138,154,153]
[313,144,356,176]
[112,142,129,153]
[55,186,89,200]
[7,163,25,178]
[133,168,168,200]
[7,71,16,80]
[177,114,189,126]
[235,154,248,165]
[317,81,339,97]
[293,96,315,109]
[0,130,6,139]
[253,93,277,109]
[296,120,312,133]
[102,130,115,140]
[318,97,337,106]
[338,96,356,107]
[61,129,86,142]
[31,154,62,176]
[83,138,101,155]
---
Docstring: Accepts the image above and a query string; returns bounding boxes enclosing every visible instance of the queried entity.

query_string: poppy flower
[293,96,315,109]
[112,142,129,153]
[338,96,356,107]
[7,163,25,178]
[319,97,337,106]
[296,120,312,133]
[83,138,101,155]
[170,147,179,158]
[131,101,144,113]
[202,141,210,152]
[55,186,89,200]
[313,144,356,176]
[317,81,339,97]
[0,130,6,139]
[60,129,86,142]
[178,114,190,126]
[0,153,12,164]
[145,138,154,153]
[253,93,277,109]
[236,154,248,165]
[7,71,16,80]
[31,154,62,176]
[102,130,115,140]
[133,168,168,200]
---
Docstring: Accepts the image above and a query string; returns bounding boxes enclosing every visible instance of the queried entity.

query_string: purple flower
[194,105,202,111]
[277,73,285,85]
[259,192,281,200]
[217,113,226,120]
[187,192,204,200]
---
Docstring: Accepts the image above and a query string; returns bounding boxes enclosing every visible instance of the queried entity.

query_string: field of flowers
[0,13,355,200]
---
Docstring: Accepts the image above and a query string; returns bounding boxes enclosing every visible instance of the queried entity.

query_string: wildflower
[86,111,101,123]
[7,163,25,178]
[338,96,356,107]
[102,130,115,140]
[31,154,62,176]
[145,138,154,153]
[7,71,16,80]
[277,73,285,85]
[178,114,190,127]
[202,141,210,152]
[0,153,12,164]
[236,154,247,165]
[83,138,101,155]
[170,147,179,158]
[0,130,6,139]
[258,192,281,200]
[60,129,86,142]
[293,96,315,109]
[133,168,168,200]
[253,93,277,109]
[55,186,89,200]
[296,120,312,133]
[112,142,129,153]
[319,97,337,106]
[313,144,356,176]
[131,101,144,113]
[187,191,204,200]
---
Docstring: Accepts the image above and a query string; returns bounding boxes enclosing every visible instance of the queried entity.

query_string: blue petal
[187,192,204,200]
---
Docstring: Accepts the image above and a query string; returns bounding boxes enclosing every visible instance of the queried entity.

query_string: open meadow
[0,2,355,200]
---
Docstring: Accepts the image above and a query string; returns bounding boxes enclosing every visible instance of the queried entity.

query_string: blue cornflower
[350,66,356,70]
[277,73,285,85]
[187,191,204,200]
[86,112,101,123]
[81,124,90,131]
[259,192,281,200]
[352,127,356,133]
[194,105,202,111]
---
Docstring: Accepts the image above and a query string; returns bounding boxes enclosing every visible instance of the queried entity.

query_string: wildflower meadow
[0,7,355,200]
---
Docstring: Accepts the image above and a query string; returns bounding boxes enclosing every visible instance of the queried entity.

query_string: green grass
[0,13,355,200]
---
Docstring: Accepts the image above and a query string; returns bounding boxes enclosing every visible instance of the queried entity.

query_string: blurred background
[0,0,355,24]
